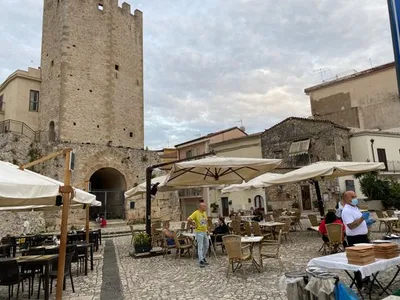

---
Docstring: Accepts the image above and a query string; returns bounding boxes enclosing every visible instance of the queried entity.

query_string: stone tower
[40,0,144,148]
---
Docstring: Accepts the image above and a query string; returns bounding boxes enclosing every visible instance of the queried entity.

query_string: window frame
[29,90,39,112]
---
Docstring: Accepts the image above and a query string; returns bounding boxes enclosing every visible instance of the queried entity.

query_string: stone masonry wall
[0,132,183,236]
[261,118,350,211]
[40,0,144,148]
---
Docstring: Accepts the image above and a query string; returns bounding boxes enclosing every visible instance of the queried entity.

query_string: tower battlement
[39,0,144,148]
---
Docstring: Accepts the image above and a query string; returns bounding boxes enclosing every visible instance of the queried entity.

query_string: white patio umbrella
[221,172,284,193]
[261,161,386,185]
[0,161,96,206]
[0,199,102,212]
[164,156,282,187]
[125,175,168,199]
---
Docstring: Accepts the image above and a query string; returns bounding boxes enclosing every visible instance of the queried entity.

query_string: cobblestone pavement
[2,217,400,300]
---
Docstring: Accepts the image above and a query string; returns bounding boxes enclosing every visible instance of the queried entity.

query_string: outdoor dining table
[241,236,263,272]
[258,221,285,239]
[16,254,58,300]
[308,252,400,300]
[24,242,94,275]
[377,217,399,234]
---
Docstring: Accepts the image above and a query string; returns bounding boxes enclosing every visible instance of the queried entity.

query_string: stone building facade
[261,117,352,211]
[305,62,400,131]
[0,0,181,235]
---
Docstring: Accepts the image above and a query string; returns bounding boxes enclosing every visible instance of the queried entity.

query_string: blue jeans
[195,232,209,263]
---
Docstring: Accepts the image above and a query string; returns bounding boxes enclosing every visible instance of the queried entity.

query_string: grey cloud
[0,0,395,149]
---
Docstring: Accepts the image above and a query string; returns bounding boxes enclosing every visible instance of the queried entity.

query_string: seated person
[252,208,263,222]
[212,217,230,242]
[162,222,179,246]
[100,215,107,228]
[319,211,346,247]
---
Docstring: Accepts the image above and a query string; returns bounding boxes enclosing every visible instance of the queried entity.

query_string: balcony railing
[382,160,400,173]
[0,119,51,142]
[178,188,203,198]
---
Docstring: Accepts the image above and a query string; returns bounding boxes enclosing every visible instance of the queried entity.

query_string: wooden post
[55,150,72,300]
[85,180,90,243]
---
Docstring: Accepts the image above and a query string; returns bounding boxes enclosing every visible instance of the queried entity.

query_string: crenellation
[121,2,131,14]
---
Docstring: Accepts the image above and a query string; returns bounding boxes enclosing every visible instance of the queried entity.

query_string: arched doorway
[48,121,55,142]
[254,195,264,210]
[89,168,126,220]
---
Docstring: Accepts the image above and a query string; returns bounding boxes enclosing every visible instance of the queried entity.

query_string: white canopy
[165,156,282,187]
[0,161,97,206]
[221,173,284,193]
[124,175,168,198]
[261,161,386,185]
[0,199,102,212]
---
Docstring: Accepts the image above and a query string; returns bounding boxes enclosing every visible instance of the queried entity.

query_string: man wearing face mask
[341,190,370,246]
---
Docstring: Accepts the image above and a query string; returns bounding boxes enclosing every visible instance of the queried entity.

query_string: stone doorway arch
[89,167,126,220]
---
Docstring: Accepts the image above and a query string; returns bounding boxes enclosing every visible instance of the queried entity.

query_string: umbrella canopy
[125,175,168,198]
[221,173,284,193]
[261,161,386,185]
[164,156,282,187]
[0,199,102,212]
[0,161,96,206]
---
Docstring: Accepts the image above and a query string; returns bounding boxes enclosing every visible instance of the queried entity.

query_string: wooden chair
[291,211,302,231]
[222,235,253,278]
[151,224,163,248]
[180,222,186,232]
[278,219,292,243]
[259,230,284,272]
[263,214,272,222]
[172,233,193,259]
[231,220,246,236]
[308,214,319,227]
[251,221,271,239]
[387,210,395,217]
[207,218,215,232]
[325,223,344,254]
[376,210,389,231]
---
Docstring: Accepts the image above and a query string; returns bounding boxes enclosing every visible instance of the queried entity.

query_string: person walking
[187,202,209,268]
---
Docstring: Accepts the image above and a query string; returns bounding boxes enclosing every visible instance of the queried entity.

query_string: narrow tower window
[98,4,104,11]
[115,65,119,71]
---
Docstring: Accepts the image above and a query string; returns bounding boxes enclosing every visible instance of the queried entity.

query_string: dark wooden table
[16,254,58,300]
[0,243,16,257]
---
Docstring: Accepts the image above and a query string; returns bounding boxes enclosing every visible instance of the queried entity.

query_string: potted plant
[292,200,300,210]
[133,231,152,253]
[312,200,319,211]
[210,202,219,216]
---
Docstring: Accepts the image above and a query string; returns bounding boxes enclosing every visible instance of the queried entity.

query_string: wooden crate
[346,245,375,265]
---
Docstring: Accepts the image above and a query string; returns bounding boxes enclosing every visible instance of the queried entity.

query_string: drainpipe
[370,139,375,162]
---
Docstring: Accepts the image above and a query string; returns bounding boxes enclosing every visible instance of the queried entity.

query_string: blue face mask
[351,198,359,206]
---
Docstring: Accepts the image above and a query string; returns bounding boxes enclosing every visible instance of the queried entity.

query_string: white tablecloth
[308,252,400,278]
[241,236,263,243]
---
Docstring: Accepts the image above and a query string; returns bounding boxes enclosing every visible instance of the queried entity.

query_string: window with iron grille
[29,90,39,112]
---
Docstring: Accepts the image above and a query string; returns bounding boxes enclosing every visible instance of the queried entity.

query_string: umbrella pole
[56,150,72,300]
[85,181,90,243]
[145,167,153,235]
[314,180,325,217]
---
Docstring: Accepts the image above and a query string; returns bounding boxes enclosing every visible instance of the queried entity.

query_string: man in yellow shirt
[187,202,209,267]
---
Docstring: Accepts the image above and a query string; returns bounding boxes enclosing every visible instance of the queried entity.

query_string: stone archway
[89,167,126,220]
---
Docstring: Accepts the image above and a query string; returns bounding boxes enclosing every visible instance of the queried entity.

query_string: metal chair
[0,259,27,299]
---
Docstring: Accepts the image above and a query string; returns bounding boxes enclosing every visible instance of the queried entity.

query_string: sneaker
[199,261,205,268]
[203,259,209,265]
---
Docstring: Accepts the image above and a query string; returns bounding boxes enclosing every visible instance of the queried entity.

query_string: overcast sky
[0,0,395,149]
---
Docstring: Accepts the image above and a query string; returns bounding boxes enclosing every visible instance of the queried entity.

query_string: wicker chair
[387,210,395,217]
[172,233,193,259]
[180,222,186,232]
[222,235,253,278]
[243,221,252,236]
[251,221,271,239]
[207,218,215,232]
[0,259,28,300]
[325,223,344,254]
[291,211,303,231]
[259,230,284,272]
[376,210,389,231]
[151,224,163,248]
[161,232,176,258]
[231,220,246,236]
[278,219,292,243]
[263,214,273,222]
[308,214,319,227]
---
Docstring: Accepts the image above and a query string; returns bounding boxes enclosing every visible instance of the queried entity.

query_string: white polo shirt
[341,204,368,236]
